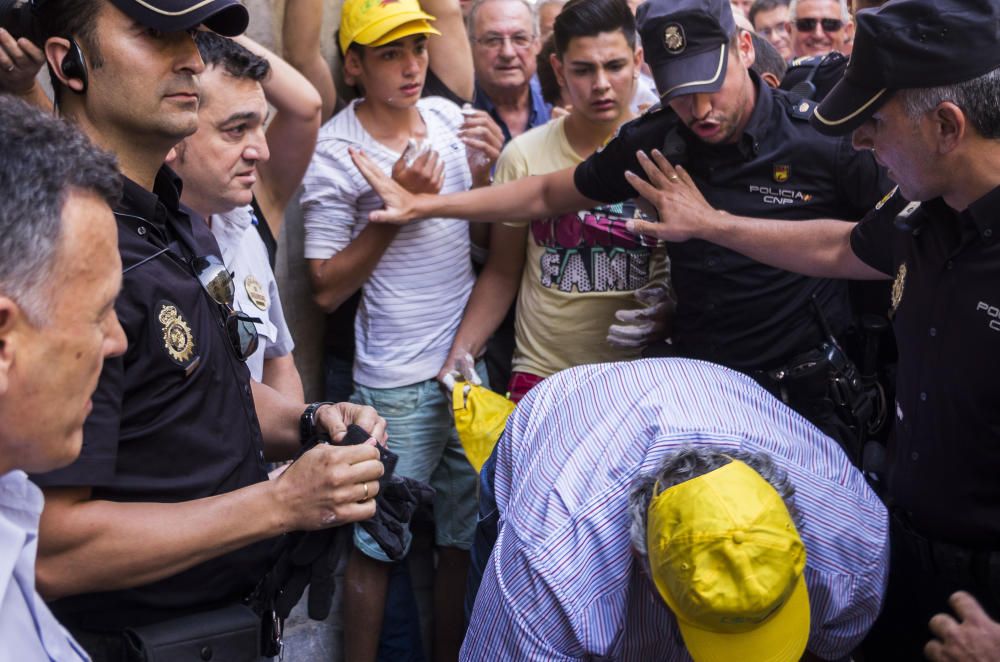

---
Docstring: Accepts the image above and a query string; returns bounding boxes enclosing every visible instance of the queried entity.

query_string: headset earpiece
[60,38,88,93]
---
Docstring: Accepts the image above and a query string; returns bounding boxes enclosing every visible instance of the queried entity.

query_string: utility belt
[71,598,279,662]
[753,339,881,466]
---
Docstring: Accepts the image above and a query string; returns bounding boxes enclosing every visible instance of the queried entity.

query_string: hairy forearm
[309,224,400,311]
[37,483,282,599]
[698,214,888,280]
[413,168,591,223]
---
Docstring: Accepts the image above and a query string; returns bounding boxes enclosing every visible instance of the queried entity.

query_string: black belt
[891,512,1000,592]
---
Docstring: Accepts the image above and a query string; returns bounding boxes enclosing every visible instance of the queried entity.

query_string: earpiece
[59,38,88,93]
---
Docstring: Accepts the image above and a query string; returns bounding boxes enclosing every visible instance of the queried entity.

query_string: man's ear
[761,71,781,89]
[343,49,364,80]
[736,29,755,70]
[44,37,87,93]
[165,143,183,166]
[550,52,566,89]
[0,297,24,397]
[933,101,967,155]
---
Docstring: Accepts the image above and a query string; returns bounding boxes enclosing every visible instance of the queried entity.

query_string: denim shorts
[351,363,487,562]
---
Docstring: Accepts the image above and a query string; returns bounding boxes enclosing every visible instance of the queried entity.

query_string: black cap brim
[652,41,729,104]
[108,0,250,37]
[811,76,891,136]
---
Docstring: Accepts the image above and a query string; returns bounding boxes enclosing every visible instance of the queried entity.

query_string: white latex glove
[439,351,483,394]
[607,286,672,348]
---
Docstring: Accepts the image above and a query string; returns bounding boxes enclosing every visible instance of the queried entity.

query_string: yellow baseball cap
[646,460,810,662]
[339,0,442,55]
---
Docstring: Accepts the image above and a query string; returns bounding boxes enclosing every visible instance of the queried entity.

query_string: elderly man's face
[790,0,852,57]
[471,0,540,94]
[0,190,125,474]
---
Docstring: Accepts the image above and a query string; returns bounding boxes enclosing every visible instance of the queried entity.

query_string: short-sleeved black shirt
[851,185,1000,546]
[32,168,275,629]
[574,73,890,370]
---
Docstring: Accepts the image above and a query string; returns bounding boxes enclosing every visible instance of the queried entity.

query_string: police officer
[29,1,386,658]
[350,0,890,450]
[620,0,1000,657]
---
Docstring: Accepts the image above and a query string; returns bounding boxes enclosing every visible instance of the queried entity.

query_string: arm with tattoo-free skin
[623,149,889,281]
[926,592,1000,662]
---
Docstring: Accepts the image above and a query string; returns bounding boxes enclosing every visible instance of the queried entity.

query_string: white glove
[607,286,672,349]
[440,351,483,394]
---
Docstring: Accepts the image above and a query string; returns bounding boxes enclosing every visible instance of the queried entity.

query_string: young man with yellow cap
[300,0,500,659]
[462,358,888,660]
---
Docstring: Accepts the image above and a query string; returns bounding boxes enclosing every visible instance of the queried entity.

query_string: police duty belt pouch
[123,603,261,662]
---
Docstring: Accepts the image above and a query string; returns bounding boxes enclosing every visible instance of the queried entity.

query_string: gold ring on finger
[362,481,370,500]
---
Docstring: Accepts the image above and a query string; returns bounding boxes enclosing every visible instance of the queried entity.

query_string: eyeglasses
[474,32,535,51]
[192,254,260,361]
[757,23,789,38]
[793,17,845,32]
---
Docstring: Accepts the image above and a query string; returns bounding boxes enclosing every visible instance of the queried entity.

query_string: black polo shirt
[33,167,274,630]
[851,185,1000,547]
[574,73,890,370]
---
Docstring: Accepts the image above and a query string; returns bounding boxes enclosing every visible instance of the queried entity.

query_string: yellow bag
[452,384,516,473]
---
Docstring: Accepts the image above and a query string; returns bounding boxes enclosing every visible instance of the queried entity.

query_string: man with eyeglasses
[27,1,387,658]
[749,0,791,61]
[788,0,852,58]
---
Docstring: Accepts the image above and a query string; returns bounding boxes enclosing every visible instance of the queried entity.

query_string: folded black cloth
[270,425,433,621]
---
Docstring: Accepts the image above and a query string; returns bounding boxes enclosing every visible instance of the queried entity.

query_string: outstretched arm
[234,35,323,234]
[624,150,889,281]
[350,147,594,224]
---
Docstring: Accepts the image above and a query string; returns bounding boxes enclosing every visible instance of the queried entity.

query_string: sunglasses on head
[192,254,260,362]
[794,17,845,32]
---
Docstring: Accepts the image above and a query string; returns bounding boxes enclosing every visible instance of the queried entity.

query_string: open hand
[350,147,420,225]
[393,146,445,195]
[459,106,504,187]
[624,149,718,243]
[925,592,1000,661]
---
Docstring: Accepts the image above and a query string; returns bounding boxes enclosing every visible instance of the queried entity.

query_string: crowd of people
[1,0,999,659]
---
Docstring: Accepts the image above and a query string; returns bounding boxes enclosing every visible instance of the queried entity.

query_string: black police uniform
[574,73,891,442]
[851,185,1000,656]
[32,168,274,645]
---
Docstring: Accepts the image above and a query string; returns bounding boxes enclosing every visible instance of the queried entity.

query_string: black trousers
[861,514,1000,660]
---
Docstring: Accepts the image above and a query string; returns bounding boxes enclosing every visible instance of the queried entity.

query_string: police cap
[813,0,1000,135]
[106,0,249,37]
[636,0,736,105]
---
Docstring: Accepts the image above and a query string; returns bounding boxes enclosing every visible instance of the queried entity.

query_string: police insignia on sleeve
[158,301,196,365]
[773,165,790,183]
[245,275,269,310]
[889,263,907,318]
[663,24,686,54]
[875,185,899,211]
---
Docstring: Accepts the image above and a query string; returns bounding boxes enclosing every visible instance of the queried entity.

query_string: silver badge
[663,24,686,54]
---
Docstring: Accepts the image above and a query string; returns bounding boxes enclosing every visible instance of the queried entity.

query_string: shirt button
[911,451,919,461]
[929,327,937,337]
[985,228,994,238]
[920,392,928,401]
[137,226,146,236]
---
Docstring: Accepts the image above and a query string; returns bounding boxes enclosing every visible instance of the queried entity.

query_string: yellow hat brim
[368,18,441,47]
[676,572,811,662]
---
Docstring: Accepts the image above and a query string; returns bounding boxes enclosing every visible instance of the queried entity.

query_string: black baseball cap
[813,0,1000,135]
[106,0,249,37]
[636,0,736,104]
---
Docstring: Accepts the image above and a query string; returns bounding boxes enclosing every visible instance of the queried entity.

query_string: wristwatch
[299,402,335,446]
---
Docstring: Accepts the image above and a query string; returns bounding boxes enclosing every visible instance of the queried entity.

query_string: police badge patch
[773,165,790,183]
[245,275,269,310]
[663,24,685,54]
[889,263,907,318]
[157,300,196,365]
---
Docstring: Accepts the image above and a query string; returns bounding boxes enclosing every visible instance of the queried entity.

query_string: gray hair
[467,0,540,40]
[628,446,803,575]
[789,0,850,22]
[897,67,1000,140]
[0,96,121,324]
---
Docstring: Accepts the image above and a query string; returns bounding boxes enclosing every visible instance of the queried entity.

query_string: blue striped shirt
[461,359,889,661]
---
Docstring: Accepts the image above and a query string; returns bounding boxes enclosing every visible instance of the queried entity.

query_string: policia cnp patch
[157,300,197,367]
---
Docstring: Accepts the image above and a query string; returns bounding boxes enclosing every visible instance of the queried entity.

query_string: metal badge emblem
[875,185,899,211]
[773,164,790,183]
[245,275,269,310]
[663,24,686,54]
[889,262,907,319]
[159,302,196,364]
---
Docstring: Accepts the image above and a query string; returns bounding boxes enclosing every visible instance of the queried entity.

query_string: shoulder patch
[874,185,899,211]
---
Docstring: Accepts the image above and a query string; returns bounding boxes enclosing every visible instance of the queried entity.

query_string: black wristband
[299,402,335,447]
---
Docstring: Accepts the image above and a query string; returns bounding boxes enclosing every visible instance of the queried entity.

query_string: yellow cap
[646,460,810,662]
[339,0,441,55]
